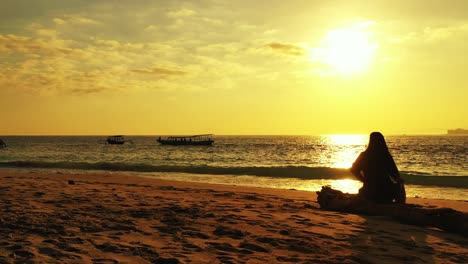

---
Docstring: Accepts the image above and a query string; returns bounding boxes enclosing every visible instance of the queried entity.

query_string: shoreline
[0,170,467,263]
[2,167,467,202]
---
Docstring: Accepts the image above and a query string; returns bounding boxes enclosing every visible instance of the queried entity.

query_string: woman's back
[360,151,398,181]
[351,132,404,203]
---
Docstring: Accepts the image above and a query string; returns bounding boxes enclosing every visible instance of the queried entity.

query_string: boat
[157,134,214,146]
[103,135,132,145]
[447,128,468,135]
[0,139,6,148]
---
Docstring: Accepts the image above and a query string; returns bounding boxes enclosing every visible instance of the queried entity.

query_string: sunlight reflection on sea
[137,172,467,201]
[1,135,467,201]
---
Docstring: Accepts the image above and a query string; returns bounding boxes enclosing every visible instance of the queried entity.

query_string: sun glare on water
[330,179,362,194]
[315,134,367,193]
[314,22,378,76]
[326,134,367,169]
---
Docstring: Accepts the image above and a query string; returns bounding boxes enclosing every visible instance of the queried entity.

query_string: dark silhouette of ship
[157,134,214,146]
[101,135,133,145]
[447,129,468,135]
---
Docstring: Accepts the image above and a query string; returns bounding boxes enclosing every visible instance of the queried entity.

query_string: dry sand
[0,170,467,264]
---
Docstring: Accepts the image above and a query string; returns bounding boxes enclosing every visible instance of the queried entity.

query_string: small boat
[0,139,6,148]
[157,134,214,146]
[103,135,132,145]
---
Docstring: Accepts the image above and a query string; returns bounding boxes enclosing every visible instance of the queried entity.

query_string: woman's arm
[350,152,365,182]
[387,154,403,183]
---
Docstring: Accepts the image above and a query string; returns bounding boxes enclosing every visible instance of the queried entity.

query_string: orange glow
[0,2,466,135]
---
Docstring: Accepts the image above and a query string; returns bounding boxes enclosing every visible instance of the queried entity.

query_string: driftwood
[316,186,468,236]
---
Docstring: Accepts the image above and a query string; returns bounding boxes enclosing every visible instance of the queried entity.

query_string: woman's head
[366,132,389,154]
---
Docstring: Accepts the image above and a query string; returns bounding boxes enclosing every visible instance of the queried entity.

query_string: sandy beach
[0,170,467,264]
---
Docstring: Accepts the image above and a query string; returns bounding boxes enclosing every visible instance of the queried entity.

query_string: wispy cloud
[421,23,468,43]
[0,32,187,95]
[265,42,306,56]
[0,3,326,95]
[0,34,78,57]
[387,22,468,44]
[70,87,109,95]
[61,15,100,25]
[167,9,197,18]
[131,67,186,77]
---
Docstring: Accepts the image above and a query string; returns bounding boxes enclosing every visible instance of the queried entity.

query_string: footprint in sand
[243,194,264,201]
[207,242,238,252]
[213,226,246,239]
[258,213,274,219]
[92,258,118,264]
[182,230,211,239]
[38,246,78,259]
[239,241,270,253]
[276,256,300,262]
[217,255,236,264]
[182,242,203,252]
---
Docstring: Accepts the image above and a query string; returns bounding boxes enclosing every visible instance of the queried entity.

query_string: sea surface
[0,135,467,200]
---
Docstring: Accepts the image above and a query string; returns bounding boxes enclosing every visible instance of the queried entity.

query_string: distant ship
[106,135,126,144]
[100,135,133,145]
[447,128,468,135]
[157,134,214,146]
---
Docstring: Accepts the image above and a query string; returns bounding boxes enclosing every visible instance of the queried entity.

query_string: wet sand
[0,170,467,263]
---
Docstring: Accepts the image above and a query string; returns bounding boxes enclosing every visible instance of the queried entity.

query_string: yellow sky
[0,0,467,135]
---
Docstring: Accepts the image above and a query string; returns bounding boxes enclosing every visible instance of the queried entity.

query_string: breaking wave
[0,160,466,188]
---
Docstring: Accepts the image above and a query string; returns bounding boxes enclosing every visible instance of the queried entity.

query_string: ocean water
[0,135,466,200]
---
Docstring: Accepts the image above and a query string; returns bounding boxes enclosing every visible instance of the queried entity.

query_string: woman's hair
[365,131,390,154]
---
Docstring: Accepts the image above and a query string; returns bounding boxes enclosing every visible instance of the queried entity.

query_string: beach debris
[316,186,468,236]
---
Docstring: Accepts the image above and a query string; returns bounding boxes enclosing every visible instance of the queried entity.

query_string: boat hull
[157,139,214,146]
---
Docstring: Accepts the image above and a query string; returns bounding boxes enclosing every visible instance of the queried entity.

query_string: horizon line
[0,133,458,137]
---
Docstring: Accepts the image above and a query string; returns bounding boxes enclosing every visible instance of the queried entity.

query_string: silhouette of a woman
[351,132,405,203]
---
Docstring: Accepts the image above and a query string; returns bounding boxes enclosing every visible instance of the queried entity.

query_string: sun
[314,22,378,76]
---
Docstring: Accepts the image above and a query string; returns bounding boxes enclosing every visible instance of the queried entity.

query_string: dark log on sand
[316,186,468,237]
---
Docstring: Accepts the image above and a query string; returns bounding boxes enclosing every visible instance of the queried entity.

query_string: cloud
[265,42,306,56]
[422,23,468,42]
[167,9,197,18]
[0,34,83,58]
[388,22,468,45]
[70,87,109,95]
[53,18,66,25]
[0,33,183,95]
[36,28,57,38]
[1,0,291,96]
[144,25,159,33]
[131,67,186,77]
[62,15,99,25]
[201,17,223,25]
